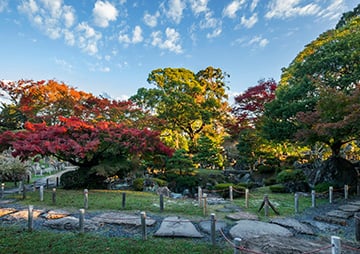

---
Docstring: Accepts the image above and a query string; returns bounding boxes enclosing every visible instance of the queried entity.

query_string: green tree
[130,67,231,152]
[166,149,193,175]
[193,136,224,169]
[263,16,360,156]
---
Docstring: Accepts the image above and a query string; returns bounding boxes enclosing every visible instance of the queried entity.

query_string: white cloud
[118,25,143,45]
[93,0,118,28]
[250,0,259,12]
[63,29,75,46]
[54,57,73,72]
[18,0,38,14]
[248,35,269,47]
[189,0,208,15]
[318,0,346,21]
[151,27,183,54]
[223,0,245,19]
[265,0,320,19]
[76,22,102,55]
[233,35,269,48]
[63,5,75,28]
[0,0,8,12]
[164,0,186,24]
[240,13,258,28]
[207,28,222,38]
[143,11,160,27]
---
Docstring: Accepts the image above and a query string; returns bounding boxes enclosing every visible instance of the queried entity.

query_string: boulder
[229,220,292,240]
[306,157,358,191]
[154,216,203,238]
[43,216,98,231]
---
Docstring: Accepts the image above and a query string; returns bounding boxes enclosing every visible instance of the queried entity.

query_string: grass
[0,226,230,254]
[2,186,330,254]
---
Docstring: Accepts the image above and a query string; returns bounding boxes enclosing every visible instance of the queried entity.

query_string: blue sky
[0,0,358,103]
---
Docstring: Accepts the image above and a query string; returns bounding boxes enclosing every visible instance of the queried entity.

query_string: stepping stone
[43,210,71,220]
[0,208,17,217]
[198,220,227,234]
[230,220,292,240]
[92,212,156,226]
[302,220,339,232]
[349,200,360,206]
[226,211,259,221]
[314,215,347,226]
[326,210,353,219]
[4,209,43,221]
[338,204,360,212]
[154,216,203,238]
[44,216,98,231]
[270,218,314,235]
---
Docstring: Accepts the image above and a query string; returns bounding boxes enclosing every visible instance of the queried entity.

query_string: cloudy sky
[0,0,358,102]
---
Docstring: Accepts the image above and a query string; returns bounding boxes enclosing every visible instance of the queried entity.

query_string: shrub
[133,178,144,191]
[257,164,275,174]
[314,182,333,193]
[276,169,306,183]
[263,177,276,186]
[269,184,286,193]
[214,183,246,198]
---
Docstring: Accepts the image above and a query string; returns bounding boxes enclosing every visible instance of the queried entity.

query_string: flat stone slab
[302,220,340,232]
[4,209,43,221]
[226,211,259,221]
[314,215,347,226]
[338,204,360,213]
[349,200,360,206]
[326,210,353,219]
[198,220,227,234]
[43,216,98,231]
[92,212,156,226]
[42,210,71,220]
[270,218,314,235]
[230,220,293,240]
[0,208,17,217]
[154,216,203,238]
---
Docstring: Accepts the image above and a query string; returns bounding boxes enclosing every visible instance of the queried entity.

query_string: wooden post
[84,189,89,209]
[22,182,26,200]
[245,189,249,208]
[234,238,242,254]
[39,186,44,202]
[344,185,349,200]
[28,205,33,232]
[311,190,316,208]
[264,195,269,217]
[79,209,85,234]
[52,188,56,205]
[46,178,49,189]
[1,183,4,199]
[203,193,207,216]
[331,236,341,254]
[329,186,333,204]
[211,213,216,246]
[294,193,299,213]
[56,177,59,187]
[140,211,147,240]
[159,194,164,212]
[18,180,22,194]
[198,186,202,207]
[122,192,126,209]
[355,212,360,241]
[229,186,233,201]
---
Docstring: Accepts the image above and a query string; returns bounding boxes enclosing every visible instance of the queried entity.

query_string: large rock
[229,220,292,240]
[92,212,156,226]
[270,218,314,235]
[154,216,203,238]
[306,157,358,191]
[43,216,98,231]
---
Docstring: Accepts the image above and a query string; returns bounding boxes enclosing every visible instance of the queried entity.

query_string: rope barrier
[343,244,360,252]
[301,244,333,254]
